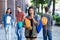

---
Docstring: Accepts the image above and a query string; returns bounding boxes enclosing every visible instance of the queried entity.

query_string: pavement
[0,25,60,40]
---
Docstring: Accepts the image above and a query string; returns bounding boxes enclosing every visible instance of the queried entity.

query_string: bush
[56,17,60,22]
[53,15,56,20]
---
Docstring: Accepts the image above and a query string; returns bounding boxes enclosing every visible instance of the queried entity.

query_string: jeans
[43,29,52,40]
[15,23,23,40]
[5,25,11,40]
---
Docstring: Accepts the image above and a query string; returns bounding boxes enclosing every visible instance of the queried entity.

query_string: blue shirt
[2,13,14,27]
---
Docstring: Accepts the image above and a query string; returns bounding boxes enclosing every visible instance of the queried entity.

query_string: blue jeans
[43,29,52,40]
[15,23,23,40]
[5,25,11,40]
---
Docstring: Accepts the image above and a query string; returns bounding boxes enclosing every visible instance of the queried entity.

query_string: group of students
[2,6,53,40]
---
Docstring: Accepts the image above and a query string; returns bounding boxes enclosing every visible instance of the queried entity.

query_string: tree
[31,0,49,13]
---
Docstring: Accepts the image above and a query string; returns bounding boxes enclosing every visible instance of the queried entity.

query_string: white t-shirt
[6,16,11,24]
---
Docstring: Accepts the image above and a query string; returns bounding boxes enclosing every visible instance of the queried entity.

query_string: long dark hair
[6,8,12,14]
[28,6,35,16]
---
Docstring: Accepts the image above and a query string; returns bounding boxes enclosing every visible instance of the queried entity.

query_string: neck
[7,13,10,14]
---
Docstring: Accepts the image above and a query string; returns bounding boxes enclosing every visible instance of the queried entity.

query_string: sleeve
[2,13,5,23]
[22,12,25,19]
[35,15,40,22]
[35,15,40,26]
[11,14,14,26]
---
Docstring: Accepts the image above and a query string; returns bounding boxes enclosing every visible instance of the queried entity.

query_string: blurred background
[0,0,60,40]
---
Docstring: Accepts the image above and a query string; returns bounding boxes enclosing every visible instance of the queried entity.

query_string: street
[0,26,60,40]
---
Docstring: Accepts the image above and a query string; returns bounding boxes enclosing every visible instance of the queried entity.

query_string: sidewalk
[0,26,60,40]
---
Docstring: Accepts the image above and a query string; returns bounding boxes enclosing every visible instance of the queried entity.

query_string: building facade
[0,0,26,23]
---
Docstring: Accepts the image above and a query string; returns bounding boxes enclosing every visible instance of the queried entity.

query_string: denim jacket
[2,13,14,27]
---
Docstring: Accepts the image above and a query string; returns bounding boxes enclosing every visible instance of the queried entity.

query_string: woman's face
[29,8,34,16]
[7,9,11,14]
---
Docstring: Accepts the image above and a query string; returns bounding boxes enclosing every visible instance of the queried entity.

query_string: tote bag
[37,20,42,33]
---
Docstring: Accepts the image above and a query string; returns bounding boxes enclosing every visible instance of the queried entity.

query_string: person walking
[41,7,53,40]
[24,7,39,40]
[2,8,13,40]
[15,6,25,40]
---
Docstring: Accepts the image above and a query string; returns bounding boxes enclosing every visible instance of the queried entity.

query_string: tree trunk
[38,7,39,13]
[41,4,43,13]
[53,0,55,15]
[48,0,52,8]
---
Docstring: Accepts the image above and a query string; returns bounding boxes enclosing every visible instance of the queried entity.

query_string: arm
[2,13,5,24]
[2,13,5,29]
[32,15,39,25]
[33,18,38,24]
[22,12,26,21]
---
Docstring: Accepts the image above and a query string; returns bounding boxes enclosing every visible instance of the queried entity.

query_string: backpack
[41,17,48,25]
[25,18,32,30]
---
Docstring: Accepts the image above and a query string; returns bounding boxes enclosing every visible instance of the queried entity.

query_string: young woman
[25,7,39,40]
[2,8,13,40]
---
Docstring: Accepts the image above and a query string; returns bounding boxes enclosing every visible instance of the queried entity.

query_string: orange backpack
[41,17,48,25]
[25,18,32,30]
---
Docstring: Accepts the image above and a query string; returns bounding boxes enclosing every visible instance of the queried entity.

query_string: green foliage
[36,12,43,15]
[53,15,60,22]
[56,17,60,22]
[31,0,49,5]
[53,15,56,20]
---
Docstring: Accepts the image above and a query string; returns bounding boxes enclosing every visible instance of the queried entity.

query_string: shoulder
[41,14,45,17]
[48,14,52,18]
[10,14,13,17]
[34,15,39,20]
[35,14,39,17]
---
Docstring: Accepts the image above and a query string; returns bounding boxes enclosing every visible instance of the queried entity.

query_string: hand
[31,14,34,19]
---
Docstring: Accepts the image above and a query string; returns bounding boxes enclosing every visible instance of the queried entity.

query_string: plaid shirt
[16,11,24,22]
